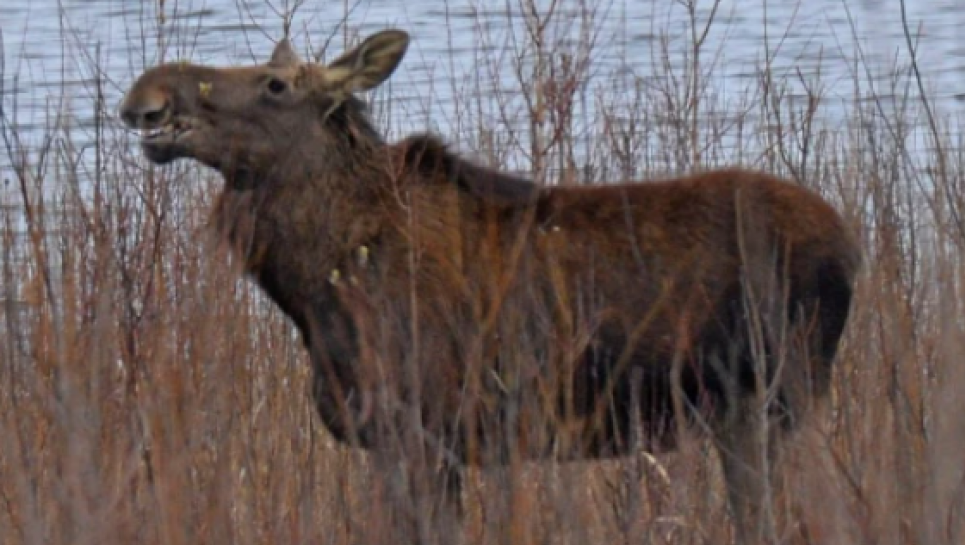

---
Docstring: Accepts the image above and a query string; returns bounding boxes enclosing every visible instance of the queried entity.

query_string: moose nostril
[144,109,165,124]
[120,101,168,128]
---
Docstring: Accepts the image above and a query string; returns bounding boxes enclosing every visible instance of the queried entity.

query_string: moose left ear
[325,29,410,93]
[270,38,302,67]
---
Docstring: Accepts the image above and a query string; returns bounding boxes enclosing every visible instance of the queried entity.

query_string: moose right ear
[270,38,302,67]
[325,29,410,93]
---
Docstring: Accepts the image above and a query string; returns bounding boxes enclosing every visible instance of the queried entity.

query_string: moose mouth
[138,117,199,164]
[141,117,194,144]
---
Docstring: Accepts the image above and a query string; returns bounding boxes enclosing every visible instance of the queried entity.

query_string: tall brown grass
[2,0,963,544]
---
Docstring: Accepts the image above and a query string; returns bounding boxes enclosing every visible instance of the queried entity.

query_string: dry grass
[2,0,964,544]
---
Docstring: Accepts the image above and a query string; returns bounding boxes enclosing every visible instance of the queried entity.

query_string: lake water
[1,0,964,179]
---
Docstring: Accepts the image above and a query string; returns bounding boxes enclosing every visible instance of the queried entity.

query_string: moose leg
[715,399,782,545]
[375,456,465,545]
[431,461,468,545]
[439,459,465,518]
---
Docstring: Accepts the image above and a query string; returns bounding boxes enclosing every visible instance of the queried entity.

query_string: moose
[120,28,860,543]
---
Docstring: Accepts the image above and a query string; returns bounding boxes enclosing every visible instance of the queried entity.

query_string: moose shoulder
[120,29,861,542]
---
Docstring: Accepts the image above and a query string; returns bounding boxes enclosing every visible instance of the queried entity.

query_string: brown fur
[120,30,861,542]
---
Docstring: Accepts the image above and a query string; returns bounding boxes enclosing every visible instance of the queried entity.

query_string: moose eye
[266,78,287,95]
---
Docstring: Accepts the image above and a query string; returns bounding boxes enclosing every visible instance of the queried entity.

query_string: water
[1,0,964,179]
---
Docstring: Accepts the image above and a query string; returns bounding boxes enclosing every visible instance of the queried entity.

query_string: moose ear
[325,29,410,93]
[270,38,301,67]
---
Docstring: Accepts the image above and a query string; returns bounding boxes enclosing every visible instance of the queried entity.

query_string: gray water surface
[2,0,964,178]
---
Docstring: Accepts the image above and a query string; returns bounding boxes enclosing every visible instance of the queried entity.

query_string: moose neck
[212,127,394,336]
